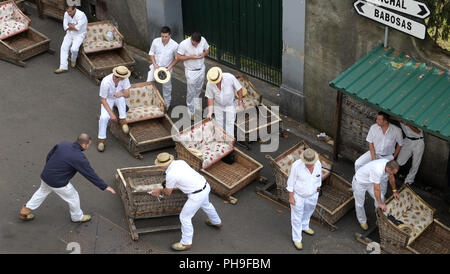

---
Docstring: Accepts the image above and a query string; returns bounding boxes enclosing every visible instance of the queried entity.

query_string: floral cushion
[126,83,166,123]
[385,187,434,245]
[176,120,235,169]
[83,22,123,53]
[275,142,333,178]
[236,76,262,113]
[0,1,30,40]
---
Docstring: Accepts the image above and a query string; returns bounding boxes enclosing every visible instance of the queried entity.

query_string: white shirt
[63,9,87,37]
[165,160,206,194]
[177,36,209,70]
[148,38,178,69]
[354,159,389,185]
[366,123,403,156]
[286,160,322,197]
[400,122,423,139]
[99,74,131,99]
[205,73,242,107]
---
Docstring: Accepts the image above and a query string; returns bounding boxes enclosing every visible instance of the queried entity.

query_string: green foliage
[424,0,450,43]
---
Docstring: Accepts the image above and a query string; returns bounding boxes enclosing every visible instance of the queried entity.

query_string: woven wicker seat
[174,119,235,170]
[377,185,450,254]
[0,1,30,40]
[126,82,166,124]
[267,141,354,228]
[235,75,262,113]
[0,1,51,67]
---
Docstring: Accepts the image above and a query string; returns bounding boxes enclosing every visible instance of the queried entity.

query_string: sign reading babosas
[353,0,431,39]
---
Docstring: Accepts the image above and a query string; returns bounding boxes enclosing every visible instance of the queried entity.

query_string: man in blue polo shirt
[19,133,116,222]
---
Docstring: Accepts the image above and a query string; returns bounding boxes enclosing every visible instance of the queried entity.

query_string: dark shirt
[40,142,108,190]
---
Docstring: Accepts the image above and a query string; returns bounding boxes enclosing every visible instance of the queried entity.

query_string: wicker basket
[376,185,450,254]
[175,142,203,171]
[0,27,51,66]
[174,119,235,171]
[312,173,354,225]
[270,140,333,203]
[77,46,135,83]
[36,0,65,21]
[268,140,355,226]
[115,165,187,219]
[110,114,177,159]
[235,74,262,113]
[201,148,263,199]
[235,104,281,143]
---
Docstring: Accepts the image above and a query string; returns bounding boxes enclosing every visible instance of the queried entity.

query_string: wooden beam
[333,91,343,161]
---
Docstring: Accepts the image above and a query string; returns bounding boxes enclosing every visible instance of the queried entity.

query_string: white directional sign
[354,0,427,39]
[366,0,431,19]
[365,0,431,19]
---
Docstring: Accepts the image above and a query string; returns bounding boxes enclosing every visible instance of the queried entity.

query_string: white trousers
[179,183,221,245]
[147,65,173,107]
[214,105,236,138]
[26,180,84,222]
[354,151,394,172]
[98,97,127,139]
[290,192,318,243]
[396,138,424,184]
[185,66,205,115]
[59,33,85,70]
[352,177,387,224]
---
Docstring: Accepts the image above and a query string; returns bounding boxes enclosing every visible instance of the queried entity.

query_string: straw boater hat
[103,29,115,41]
[113,66,131,78]
[300,148,319,165]
[207,67,222,84]
[187,147,203,158]
[154,152,174,166]
[154,67,171,84]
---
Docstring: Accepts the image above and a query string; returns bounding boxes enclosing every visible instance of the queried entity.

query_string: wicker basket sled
[109,82,175,159]
[201,147,263,203]
[0,1,53,66]
[115,165,188,240]
[36,0,65,21]
[235,104,282,149]
[77,21,135,84]
[110,114,177,159]
[267,140,353,229]
[234,76,283,149]
[174,119,235,171]
[376,185,450,254]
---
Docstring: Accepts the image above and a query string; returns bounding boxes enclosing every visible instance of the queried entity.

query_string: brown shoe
[19,205,34,221]
[97,139,106,152]
[119,119,129,134]
[205,219,222,229]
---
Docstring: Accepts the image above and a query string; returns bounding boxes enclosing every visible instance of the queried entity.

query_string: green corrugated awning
[330,44,450,141]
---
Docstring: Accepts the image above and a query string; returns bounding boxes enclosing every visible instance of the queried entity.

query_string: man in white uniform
[205,67,244,138]
[152,152,222,251]
[286,148,326,250]
[147,26,179,108]
[395,121,425,185]
[355,112,403,172]
[97,66,131,152]
[55,5,87,74]
[177,32,210,119]
[352,159,400,230]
